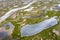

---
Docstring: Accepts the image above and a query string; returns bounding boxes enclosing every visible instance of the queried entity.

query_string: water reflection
[21,16,58,37]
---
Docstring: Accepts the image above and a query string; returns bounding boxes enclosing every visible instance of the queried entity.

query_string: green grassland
[1,10,59,40]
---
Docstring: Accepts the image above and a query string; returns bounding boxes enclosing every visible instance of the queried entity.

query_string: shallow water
[21,16,58,37]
